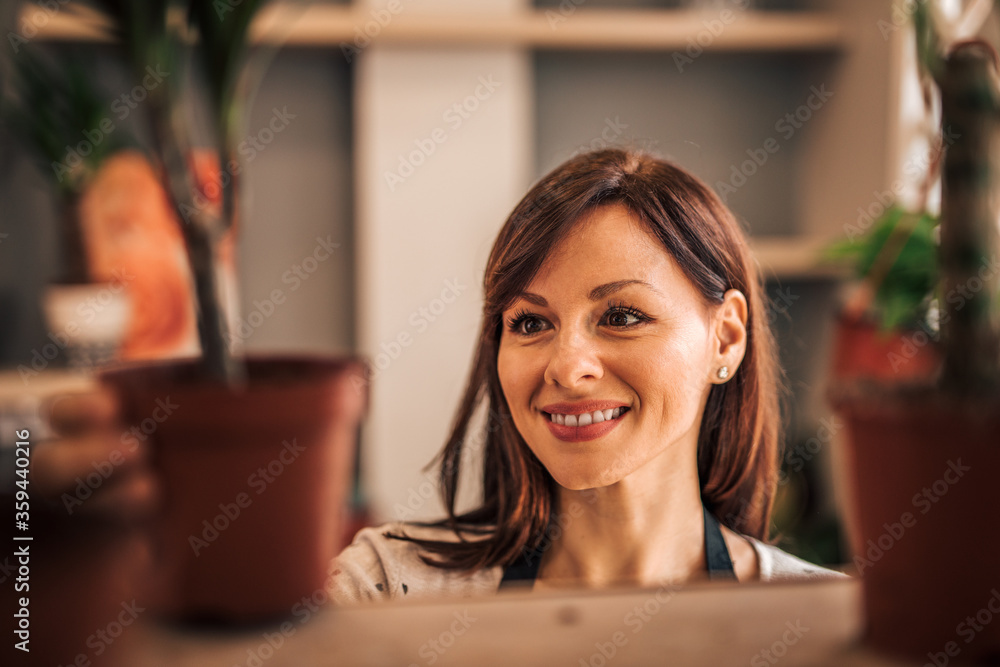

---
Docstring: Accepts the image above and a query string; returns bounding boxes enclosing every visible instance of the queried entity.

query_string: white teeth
[549,407,627,426]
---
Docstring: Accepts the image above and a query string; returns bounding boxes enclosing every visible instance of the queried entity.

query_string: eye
[602,303,649,329]
[506,309,550,336]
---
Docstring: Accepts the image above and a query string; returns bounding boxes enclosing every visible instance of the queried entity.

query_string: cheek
[497,347,538,445]
[497,343,534,406]
[617,333,710,413]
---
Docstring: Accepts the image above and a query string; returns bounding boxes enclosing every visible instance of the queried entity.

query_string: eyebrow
[515,279,661,307]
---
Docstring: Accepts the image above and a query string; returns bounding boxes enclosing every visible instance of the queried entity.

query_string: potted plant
[830,1,1000,662]
[824,8,954,388]
[826,205,943,384]
[3,50,132,367]
[67,1,368,621]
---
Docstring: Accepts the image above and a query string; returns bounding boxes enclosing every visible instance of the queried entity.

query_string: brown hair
[395,148,783,570]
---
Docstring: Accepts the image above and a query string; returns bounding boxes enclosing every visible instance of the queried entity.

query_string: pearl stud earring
[717,366,729,380]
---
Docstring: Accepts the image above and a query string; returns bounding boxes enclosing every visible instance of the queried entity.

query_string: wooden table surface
[119,577,926,666]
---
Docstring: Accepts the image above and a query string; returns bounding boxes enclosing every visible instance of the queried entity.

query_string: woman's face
[497,204,740,491]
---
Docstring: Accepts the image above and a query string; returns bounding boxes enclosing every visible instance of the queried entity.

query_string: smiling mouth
[543,407,630,427]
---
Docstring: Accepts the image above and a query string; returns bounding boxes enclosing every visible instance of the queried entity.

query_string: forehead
[528,203,685,292]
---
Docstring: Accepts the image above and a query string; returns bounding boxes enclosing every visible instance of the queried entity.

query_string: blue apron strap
[498,546,543,589]
[703,504,737,581]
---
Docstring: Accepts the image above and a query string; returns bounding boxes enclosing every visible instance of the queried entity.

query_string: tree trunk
[938,43,1000,395]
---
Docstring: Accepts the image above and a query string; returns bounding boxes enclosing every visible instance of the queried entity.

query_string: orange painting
[78,150,237,361]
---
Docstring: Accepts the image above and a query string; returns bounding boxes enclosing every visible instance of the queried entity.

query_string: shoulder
[744,536,850,582]
[328,522,503,605]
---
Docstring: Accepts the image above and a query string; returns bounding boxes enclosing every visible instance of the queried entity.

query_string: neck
[537,456,707,589]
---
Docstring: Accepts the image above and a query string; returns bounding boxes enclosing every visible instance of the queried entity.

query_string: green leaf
[913,0,943,80]
[2,46,123,195]
[824,203,939,330]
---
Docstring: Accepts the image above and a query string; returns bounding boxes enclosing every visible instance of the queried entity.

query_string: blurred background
[0,0,927,567]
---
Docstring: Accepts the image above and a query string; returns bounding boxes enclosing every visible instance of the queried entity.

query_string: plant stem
[148,80,243,385]
[184,223,239,384]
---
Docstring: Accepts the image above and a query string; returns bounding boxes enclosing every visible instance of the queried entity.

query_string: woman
[330,148,843,604]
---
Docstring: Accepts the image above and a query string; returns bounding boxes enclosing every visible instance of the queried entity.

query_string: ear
[710,289,748,384]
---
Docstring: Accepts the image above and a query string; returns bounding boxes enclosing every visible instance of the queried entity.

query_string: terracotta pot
[1,371,146,666]
[831,313,942,384]
[833,388,1000,663]
[0,504,144,667]
[101,355,367,623]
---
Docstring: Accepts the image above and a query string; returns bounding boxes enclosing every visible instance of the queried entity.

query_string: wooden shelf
[750,235,849,281]
[121,579,870,666]
[26,3,846,51]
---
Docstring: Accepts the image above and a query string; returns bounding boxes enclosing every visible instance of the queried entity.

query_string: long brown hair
[395,148,783,571]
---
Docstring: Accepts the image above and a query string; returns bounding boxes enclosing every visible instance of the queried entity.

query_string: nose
[543,329,604,389]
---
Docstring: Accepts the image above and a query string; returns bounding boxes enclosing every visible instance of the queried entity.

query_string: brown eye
[602,305,647,329]
[506,310,550,336]
[607,311,631,327]
[520,316,545,335]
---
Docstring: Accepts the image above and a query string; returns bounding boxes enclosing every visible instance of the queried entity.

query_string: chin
[543,459,628,492]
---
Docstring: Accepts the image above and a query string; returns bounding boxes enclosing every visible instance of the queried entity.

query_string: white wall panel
[355,9,532,520]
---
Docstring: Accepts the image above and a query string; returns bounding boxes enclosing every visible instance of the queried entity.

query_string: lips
[540,400,630,442]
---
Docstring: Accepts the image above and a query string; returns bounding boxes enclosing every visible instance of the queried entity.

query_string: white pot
[42,282,131,368]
